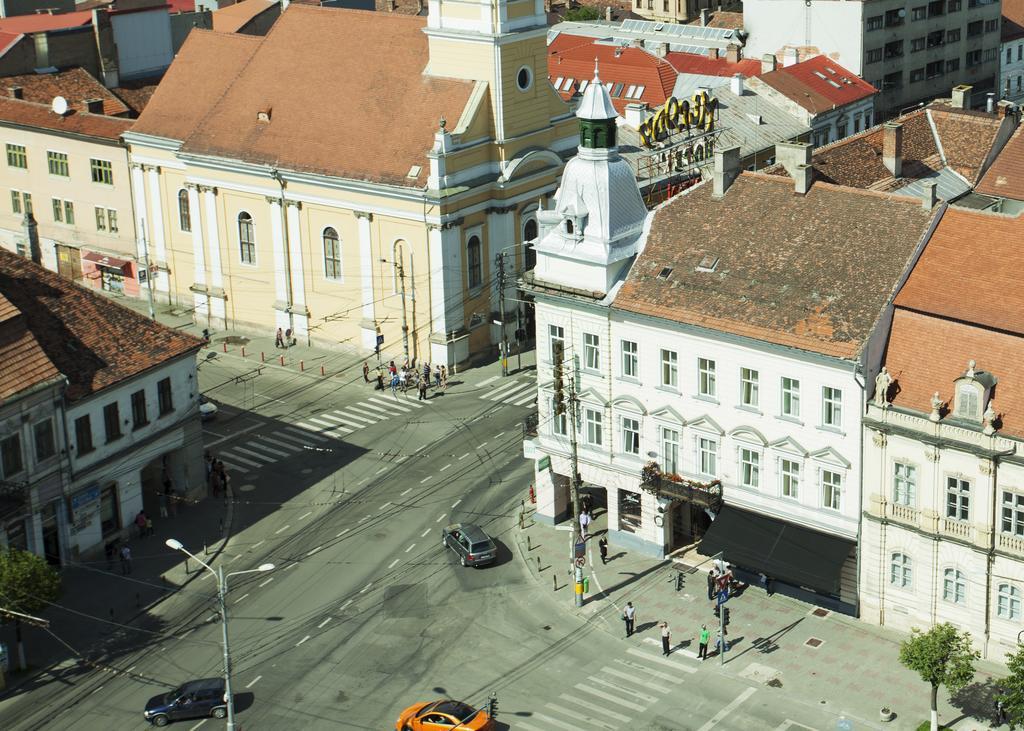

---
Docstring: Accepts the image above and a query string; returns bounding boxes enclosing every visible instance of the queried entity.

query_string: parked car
[441,523,497,567]
[143,678,228,726]
[395,699,494,731]
[199,395,218,422]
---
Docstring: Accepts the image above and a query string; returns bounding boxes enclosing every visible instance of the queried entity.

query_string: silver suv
[442,523,497,567]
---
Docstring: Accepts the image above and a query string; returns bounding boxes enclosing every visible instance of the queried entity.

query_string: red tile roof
[0,292,62,402]
[211,0,278,32]
[613,173,937,360]
[976,125,1024,200]
[755,55,876,114]
[0,68,130,117]
[0,250,203,403]
[1004,0,1024,42]
[686,10,744,30]
[168,0,196,11]
[548,34,677,115]
[0,96,133,140]
[0,31,22,58]
[895,208,1024,337]
[0,10,93,35]
[663,51,761,79]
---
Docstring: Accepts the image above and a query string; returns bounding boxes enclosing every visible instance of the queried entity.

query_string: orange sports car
[395,699,494,731]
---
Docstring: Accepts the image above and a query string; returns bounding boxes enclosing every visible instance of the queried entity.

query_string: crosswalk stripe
[573,684,646,712]
[589,674,659,704]
[486,381,533,401]
[531,712,587,731]
[626,647,697,674]
[273,430,316,447]
[558,694,632,725]
[358,402,393,416]
[231,446,278,463]
[321,422,353,435]
[291,422,333,436]
[259,437,301,452]
[220,451,263,468]
[599,665,670,694]
[511,391,538,406]
[245,442,290,458]
[369,396,412,412]
[543,704,618,730]
[314,414,354,432]
[220,460,250,474]
[283,425,329,443]
[613,658,685,685]
[331,410,376,426]
[306,417,339,428]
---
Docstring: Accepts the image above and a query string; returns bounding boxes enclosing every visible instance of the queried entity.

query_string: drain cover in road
[805,637,824,648]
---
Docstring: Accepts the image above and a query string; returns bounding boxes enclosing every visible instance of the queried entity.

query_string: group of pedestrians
[621,602,726,661]
[205,452,231,497]
[274,327,295,349]
[365,360,449,398]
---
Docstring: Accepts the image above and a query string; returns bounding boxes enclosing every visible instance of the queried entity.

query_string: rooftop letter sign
[639,91,718,149]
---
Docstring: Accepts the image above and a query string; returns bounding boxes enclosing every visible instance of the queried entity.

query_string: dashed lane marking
[258,577,274,588]
[421,528,430,537]
[420,476,432,484]
[317,617,332,629]
[375,467,387,475]
[387,558,400,569]
[451,499,461,508]
[234,593,249,605]
[359,583,372,594]
[336,528,350,537]
[405,544,416,553]
[251,540,265,550]
[359,515,372,523]
[696,687,757,731]
[296,635,310,646]
[400,488,412,496]
[439,463,452,472]
[340,599,353,611]
[458,452,470,460]
[436,514,446,523]
[275,525,290,534]
[299,511,312,520]
[245,676,262,689]
[379,502,392,510]
[477,442,488,449]
[307,546,322,556]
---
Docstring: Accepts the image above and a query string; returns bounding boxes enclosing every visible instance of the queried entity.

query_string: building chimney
[387,0,395,10]
[606,5,613,21]
[656,42,669,58]
[726,44,740,64]
[921,180,937,209]
[24,212,40,265]
[761,54,776,74]
[700,8,709,25]
[997,99,1016,118]
[33,32,49,69]
[774,141,812,181]
[706,46,720,60]
[986,92,995,113]
[625,101,649,128]
[951,84,972,110]
[794,163,814,195]
[8,86,22,99]
[730,73,745,96]
[712,146,741,199]
[84,98,104,114]
[882,122,903,177]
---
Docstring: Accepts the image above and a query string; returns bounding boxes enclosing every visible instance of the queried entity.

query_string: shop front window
[100,484,119,538]
[619,489,642,533]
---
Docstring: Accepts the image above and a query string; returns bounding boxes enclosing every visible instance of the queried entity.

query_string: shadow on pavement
[949,675,1002,728]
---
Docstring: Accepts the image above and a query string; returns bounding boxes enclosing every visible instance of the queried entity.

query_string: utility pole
[140,219,156,319]
[555,343,584,607]
[496,252,508,376]
[397,260,410,366]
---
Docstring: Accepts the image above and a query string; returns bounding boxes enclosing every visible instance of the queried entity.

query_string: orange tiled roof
[0,10,92,35]
[0,68,130,117]
[0,96,133,140]
[172,6,475,187]
[212,0,279,32]
[755,55,876,113]
[1004,0,1024,42]
[976,125,1024,200]
[613,173,938,360]
[686,10,743,30]
[895,207,1024,337]
[0,249,203,403]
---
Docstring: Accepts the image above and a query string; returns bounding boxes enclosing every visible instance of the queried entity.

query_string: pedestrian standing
[996,692,1009,725]
[434,366,442,388]
[660,622,671,656]
[158,490,168,519]
[163,477,176,517]
[623,602,636,637]
[376,371,385,391]
[698,624,710,661]
[440,365,448,390]
[714,630,727,657]
[418,377,428,401]
[216,461,229,496]
[579,509,591,539]
[275,327,284,348]
[145,516,154,537]
[135,510,147,538]
[598,537,608,564]
[119,544,132,575]
[423,362,431,384]
[707,568,717,601]
[285,327,293,347]
[363,362,369,383]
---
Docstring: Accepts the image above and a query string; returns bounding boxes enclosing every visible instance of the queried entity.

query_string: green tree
[1002,645,1024,728]
[899,623,979,731]
[564,6,601,21]
[0,548,61,672]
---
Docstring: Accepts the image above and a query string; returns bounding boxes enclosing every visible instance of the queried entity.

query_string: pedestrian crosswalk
[516,644,697,731]
[291,394,430,438]
[219,425,329,475]
[480,376,537,407]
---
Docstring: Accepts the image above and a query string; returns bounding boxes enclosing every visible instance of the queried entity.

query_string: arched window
[323,227,341,280]
[999,584,1022,619]
[890,552,912,588]
[238,212,255,264]
[943,568,966,604]
[178,189,191,232]
[523,218,538,271]
[467,235,482,289]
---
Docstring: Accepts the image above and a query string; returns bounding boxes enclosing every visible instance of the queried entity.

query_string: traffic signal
[552,341,565,415]
[713,604,720,618]
[487,691,498,718]
[722,607,731,629]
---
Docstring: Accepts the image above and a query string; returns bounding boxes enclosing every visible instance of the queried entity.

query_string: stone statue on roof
[874,366,892,407]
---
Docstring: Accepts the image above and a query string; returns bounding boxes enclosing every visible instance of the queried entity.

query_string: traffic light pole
[567,357,583,608]
[496,252,509,377]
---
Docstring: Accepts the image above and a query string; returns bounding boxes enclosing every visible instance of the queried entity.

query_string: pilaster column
[266,195,290,330]
[285,200,308,338]
[145,165,168,292]
[427,220,465,366]
[201,186,225,322]
[355,211,377,351]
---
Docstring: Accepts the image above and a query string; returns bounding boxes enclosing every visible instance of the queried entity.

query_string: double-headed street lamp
[165,538,274,731]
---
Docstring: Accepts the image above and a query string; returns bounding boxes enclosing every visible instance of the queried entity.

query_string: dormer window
[952,359,996,424]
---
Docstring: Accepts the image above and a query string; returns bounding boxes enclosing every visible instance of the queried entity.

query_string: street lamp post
[166,538,274,731]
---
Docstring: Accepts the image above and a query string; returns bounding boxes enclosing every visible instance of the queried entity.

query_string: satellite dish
[51,96,68,116]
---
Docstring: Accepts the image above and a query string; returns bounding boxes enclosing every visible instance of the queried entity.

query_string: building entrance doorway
[670,501,712,551]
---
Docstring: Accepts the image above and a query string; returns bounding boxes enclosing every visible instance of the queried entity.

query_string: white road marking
[307,546,322,556]
[420,476,432,484]
[400,488,412,496]
[274,429,319,447]
[219,460,251,474]
[233,446,276,463]
[601,665,671,693]
[261,437,301,452]
[126,665,137,673]
[458,452,470,460]
[188,720,207,731]
[296,635,310,646]
[228,554,241,563]
[543,704,619,731]
[258,577,274,588]
[478,442,488,449]
[421,528,430,537]
[245,675,262,689]
[336,528,350,537]
[614,658,684,685]
[370,396,411,412]
[387,558,400,569]
[306,417,338,429]
[299,511,312,520]
[284,563,298,571]
[317,617,332,629]
[696,687,757,731]
[340,599,353,611]
[359,515,372,523]
[200,573,212,581]
[494,431,505,438]
[625,647,697,673]
[590,674,658,703]
[531,712,585,731]
[220,452,262,468]
[573,684,645,712]
[436,514,446,522]
[405,543,416,553]
[275,525,291,534]
[512,392,538,407]
[451,499,461,508]
[358,478,368,485]
[487,380,529,400]
[178,630,193,640]
[332,410,375,426]
[359,402,393,416]
[283,424,328,443]
[251,540,265,550]
[414,445,426,453]
[234,593,249,605]
[359,583,372,593]
[558,694,631,724]
[376,467,387,474]
[379,502,392,510]
[478,375,500,387]
[246,442,290,458]
[439,463,452,472]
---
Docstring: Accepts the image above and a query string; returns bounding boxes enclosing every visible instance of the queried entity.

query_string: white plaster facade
[747,75,877,147]
[1000,35,1024,102]
[861,400,1024,659]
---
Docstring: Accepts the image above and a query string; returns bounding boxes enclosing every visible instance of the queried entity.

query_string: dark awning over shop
[82,251,130,271]
[700,505,854,597]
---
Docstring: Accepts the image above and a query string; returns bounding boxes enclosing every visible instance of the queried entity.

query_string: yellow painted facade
[126,3,576,366]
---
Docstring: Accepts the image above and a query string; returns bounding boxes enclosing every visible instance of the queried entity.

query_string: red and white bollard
[320,365,326,376]
[241,346,246,357]
[300,360,305,372]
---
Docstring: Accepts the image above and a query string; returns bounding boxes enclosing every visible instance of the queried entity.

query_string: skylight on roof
[825,67,837,75]
[611,83,624,97]
[827,79,842,88]
[625,84,637,98]
[813,71,827,80]
[407,165,422,179]
[554,76,564,89]
[562,77,575,91]
[696,255,719,273]
[579,79,589,91]
[633,85,646,98]
[658,267,673,279]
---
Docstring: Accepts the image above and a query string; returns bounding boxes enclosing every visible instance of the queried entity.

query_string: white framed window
[943,568,966,604]
[822,386,842,428]
[955,384,980,419]
[551,398,567,436]
[890,552,912,588]
[584,333,600,371]
[697,436,717,477]
[549,325,564,363]
[998,584,1022,620]
[661,427,679,474]
[822,469,842,510]
[585,408,603,446]
[323,227,342,280]
[781,377,801,418]
[893,463,917,506]
[238,211,256,264]
[946,476,970,521]
[1001,490,1024,536]
[621,340,638,378]
[661,349,678,388]
[739,447,760,488]
[740,367,759,408]
[698,357,716,397]
[781,458,800,498]
[621,416,640,455]
[177,189,191,232]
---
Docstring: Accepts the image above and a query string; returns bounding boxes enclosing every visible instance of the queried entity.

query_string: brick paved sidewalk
[514,505,1009,731]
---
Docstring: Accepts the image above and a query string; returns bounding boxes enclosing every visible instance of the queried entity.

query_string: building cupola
[576,60,618,150]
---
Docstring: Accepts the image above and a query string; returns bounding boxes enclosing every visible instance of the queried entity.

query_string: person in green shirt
[698,624,710,661]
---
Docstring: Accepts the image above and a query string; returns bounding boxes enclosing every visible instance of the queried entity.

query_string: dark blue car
[143,678,227,726]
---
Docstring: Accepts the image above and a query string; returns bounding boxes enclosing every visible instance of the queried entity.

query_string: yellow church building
[124,1,576,365]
